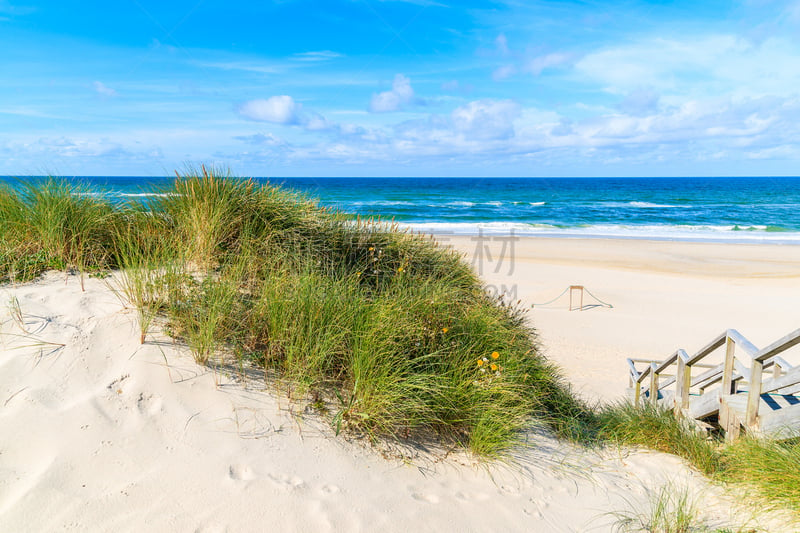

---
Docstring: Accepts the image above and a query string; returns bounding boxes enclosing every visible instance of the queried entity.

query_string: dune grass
[0,178,118,284]
[598,401,720,475]
[610,482,708,533]
[599,402,800,523]
[0,168,592,457]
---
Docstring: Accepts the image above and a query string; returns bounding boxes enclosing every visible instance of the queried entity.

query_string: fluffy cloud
[451,99,521,140]
[574,35,800,99]
[369,74,415,113]
[238,95,301,124]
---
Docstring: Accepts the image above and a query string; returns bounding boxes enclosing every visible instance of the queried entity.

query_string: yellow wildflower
[442,327,448,333]
[490,363,498,371]
[477,359,484,367]
[397,266,404,273]
[368,247,375,251]
[491,351,500,359]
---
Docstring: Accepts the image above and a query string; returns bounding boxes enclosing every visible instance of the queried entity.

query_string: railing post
[649,362,659,406]
[722,335,736,395]
[745,358,764,430]
[774,361,783,379]
[634,380,641,406]
[674,352,690,417]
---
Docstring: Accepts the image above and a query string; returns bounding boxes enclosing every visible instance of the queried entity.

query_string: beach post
[569,285,584,311]
[674,350,691,417]
[649,362,659,405]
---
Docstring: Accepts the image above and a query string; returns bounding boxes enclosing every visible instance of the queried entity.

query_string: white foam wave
[400,222,800,244]
[602,201,689,209]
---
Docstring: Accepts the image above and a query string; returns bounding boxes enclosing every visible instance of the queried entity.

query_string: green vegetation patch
[0,167,590,458]
[600,402,800,521]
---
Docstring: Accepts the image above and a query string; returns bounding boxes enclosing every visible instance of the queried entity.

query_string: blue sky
[3,0,800,176]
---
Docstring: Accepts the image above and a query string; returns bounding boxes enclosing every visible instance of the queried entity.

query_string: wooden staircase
[627,329,800,440]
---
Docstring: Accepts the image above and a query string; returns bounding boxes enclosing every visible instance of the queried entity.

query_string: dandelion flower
[397,266,404,273]
[442,327,448,333]
[490,363,498,371]
[491,351,500,359]
[368,247,375,251]
[477,359,484,367]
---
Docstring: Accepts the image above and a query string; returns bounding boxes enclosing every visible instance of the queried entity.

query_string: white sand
[0,247,796,531]
[445,236,800,403]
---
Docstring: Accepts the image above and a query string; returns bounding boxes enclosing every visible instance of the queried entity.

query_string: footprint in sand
[454,491,490,502]
[228,464,256,481]
[411,492,440,504]
[499,484,521,497]
[319,484,341,495]
[136,393,163,416]
[267,473,306,491]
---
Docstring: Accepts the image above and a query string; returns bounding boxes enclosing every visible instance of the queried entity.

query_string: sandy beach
[445,236,800,402]
[1,238,798,531]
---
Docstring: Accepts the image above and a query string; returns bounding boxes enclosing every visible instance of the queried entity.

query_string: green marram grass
[600,402,800,525]
[0,167,591,458]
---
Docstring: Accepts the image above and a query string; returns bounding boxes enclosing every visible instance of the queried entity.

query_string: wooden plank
[626,358,641,383]
[689,389,721,419]
[655,351,681,375]
[726,329,760,357]
[722,336,736,395]
[745,359,764,429]
[686,331,727,366]
[658,375,676,390]
[772,356,793,371]
[755,328,800,363]
[636,364,651,384]
[733,359,751,384]
[775,383,800,396]
[649,362,659,406]
[720,394,745,441]
[675,351,691,416]
[629,357,662,363]
[760,364,800,395]
[757,402,800,440]
[692,363,724,390]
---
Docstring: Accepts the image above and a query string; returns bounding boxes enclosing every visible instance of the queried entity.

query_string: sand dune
[0,242,795,531]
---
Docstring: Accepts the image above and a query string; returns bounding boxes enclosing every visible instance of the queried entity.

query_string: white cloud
[618,88,660,116]
[574,35,800,99]
[526,52,573,76]
[238,96,300,124]
[492,65,516,81]
[290,50,342,62]
[233,133,288,146]
[93,81,117,97]
[369,74,415,113]
[495,34,510,56]
[451,99,521,140]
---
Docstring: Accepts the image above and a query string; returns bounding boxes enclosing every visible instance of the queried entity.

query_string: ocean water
[3,176,800,244]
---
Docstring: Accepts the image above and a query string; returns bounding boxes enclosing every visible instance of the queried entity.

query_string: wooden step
[720,392,800,440]
[689,389,721,420]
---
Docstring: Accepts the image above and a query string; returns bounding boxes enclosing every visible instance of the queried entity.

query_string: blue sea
[3,176,800,244]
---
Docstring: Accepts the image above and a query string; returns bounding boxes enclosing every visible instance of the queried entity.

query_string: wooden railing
[627,328,800,439]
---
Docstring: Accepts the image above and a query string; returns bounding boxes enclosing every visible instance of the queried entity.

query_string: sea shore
[443,235,800,402]
[0,237,797,531]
